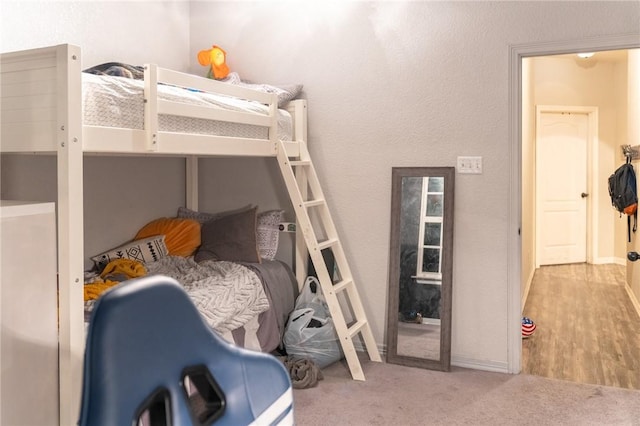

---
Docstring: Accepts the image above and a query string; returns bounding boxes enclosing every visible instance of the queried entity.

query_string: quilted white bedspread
[82,73,293,140]
[144,256,270,333]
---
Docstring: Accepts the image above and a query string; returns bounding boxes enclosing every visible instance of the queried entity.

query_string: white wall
[627,50,640,304]
[190,1,639,369]
[1,1,638,371]
[0,1,190,69]
[521,58,535,309]
[614,55,630,261]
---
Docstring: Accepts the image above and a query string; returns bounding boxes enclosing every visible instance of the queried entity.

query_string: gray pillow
[177,204,255,224]
[194,207,261,263]
[179,206,284,260]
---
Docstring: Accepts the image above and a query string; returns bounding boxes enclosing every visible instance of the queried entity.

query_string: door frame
[508,34,639,374]
[535,105,599,268]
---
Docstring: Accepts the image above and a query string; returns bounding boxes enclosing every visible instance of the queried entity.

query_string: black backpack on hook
[608,156,638,242]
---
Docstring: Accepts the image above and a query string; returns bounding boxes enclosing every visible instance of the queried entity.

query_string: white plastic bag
[283,276,343,368]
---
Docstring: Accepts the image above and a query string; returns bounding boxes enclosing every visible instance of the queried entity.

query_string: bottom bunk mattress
[84,256,299,354]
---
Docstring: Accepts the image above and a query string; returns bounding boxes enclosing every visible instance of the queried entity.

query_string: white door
[536,110,589,265]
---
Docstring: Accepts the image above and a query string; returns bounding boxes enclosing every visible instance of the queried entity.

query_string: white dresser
[0,201,59,425]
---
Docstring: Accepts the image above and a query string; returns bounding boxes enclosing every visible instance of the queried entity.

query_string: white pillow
[256,210,285,260]
[221,72,303,108]
[90,235,168,271]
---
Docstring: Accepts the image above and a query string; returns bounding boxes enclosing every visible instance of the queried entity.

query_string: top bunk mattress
[82,73,293,141]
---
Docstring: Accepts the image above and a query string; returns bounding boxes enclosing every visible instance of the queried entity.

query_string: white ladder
[276,140,382,380]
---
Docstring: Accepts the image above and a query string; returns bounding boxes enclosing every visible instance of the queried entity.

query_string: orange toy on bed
[135,217,201,257]
[197,45,230,80]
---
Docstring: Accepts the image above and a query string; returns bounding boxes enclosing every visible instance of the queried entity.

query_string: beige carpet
[292,359,640,425]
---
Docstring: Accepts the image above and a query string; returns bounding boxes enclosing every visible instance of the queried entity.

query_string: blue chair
[78,275,293,426]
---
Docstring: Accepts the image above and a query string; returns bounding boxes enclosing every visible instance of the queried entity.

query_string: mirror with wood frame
[386,167,454,371]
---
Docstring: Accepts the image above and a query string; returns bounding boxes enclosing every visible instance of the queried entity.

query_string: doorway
[523,52,634,388]
[507,35,640,376]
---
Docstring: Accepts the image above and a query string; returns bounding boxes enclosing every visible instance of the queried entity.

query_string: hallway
[522,263,640,390]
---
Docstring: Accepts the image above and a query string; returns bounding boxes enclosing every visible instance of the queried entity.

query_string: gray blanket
[238,260,299,352]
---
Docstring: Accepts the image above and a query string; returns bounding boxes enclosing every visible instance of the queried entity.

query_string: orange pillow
[135,218,201,257]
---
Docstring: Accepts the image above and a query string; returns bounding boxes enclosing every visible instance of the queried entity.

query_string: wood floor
[522,263,640,390]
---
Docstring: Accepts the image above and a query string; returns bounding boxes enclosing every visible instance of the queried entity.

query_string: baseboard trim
[361,344,510,374]
[451,356,509,373]
[593,256,626,266]
[357,342,387,358]
[624,283,640,319]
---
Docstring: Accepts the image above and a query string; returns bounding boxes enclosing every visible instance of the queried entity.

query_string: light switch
[457,156,483,174]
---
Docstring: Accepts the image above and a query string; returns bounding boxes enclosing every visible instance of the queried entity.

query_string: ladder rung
[333,279,353,293]
[303,199,325,208]
[348,320,367,338]
[317,238,338,251]
[276,140,382,380]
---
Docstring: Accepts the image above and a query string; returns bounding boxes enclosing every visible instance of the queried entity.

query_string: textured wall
[0,1,190,69]
[190,1,640,369]
[1,1,638,370]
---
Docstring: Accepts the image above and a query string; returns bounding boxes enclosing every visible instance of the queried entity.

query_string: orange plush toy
[197,45,230,80]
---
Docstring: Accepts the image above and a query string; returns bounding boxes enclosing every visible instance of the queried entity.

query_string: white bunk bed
[1,44,310,425]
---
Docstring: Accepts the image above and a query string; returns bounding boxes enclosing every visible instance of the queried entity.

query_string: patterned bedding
[82,73,293,140]
[84,256,298,353]
[145,257,270,333]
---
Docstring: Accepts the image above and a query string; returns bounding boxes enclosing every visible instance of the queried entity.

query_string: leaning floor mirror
[386,167,454,371]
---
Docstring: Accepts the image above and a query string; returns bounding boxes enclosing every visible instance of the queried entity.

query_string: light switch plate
[457,156,483,174]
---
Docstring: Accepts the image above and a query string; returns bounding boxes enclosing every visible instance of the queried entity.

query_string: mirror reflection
[398,175,444,360]
[387,167,454,371]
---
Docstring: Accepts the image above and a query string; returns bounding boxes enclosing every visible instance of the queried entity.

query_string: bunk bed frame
[1,44,380,425]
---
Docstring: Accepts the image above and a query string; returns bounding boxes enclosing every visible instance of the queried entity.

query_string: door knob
[628,251,640,262]
[581,192,589,198]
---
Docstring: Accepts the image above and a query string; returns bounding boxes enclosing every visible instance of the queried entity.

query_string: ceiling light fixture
[577,52,595,59]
